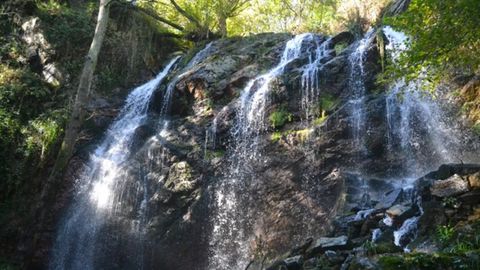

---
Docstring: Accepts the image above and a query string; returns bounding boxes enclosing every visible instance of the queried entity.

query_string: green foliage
[36,1,95,75]
[378,256,407,270]
[313,113,328,126]
[0,259,17,270]
[436,225,455,245]
[312,94,337,126]
[270,129,311,143]
[22,111,65,160]
[472,123,480,136]
[379,251,480,270]
[362,240,377,255]
[140,0,391,37]
[271,131,283,142]
[384,0,480,87]
[268,107,292,129]
[334,42,348,55]
[205,149,225,160]
[319,94,337,112]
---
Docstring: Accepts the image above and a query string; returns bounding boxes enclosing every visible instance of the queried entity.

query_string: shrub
[268,107,292,129]
[436,225,455,245]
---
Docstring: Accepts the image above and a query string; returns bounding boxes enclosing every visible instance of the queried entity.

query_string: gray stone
[431,174,469,197]
[347,257,378,270]
[386,204,410,217]
[308,235,349,255]
[284,255,303,269]
[164,161,196,193]
[376,189,403,209]
[458,190,480,205]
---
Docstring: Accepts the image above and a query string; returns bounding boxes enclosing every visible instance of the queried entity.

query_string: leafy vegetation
[384,0,480,86]
[436,225,455,245]
[135,0,393,38]
[268,106,292,129]
[270,129,311,143]
[378,251,480,270]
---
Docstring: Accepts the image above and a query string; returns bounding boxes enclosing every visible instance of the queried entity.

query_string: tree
[42,0,112,210]
[385,0,480,85]
[213,0,250,37]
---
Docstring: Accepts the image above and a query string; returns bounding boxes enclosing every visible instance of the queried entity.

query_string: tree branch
[111,0,185,31]
[169,0,203,29]
[135,5,185,31]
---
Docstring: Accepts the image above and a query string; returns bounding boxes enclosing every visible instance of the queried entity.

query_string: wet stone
[431,174,469,197]
[307,235,349,255]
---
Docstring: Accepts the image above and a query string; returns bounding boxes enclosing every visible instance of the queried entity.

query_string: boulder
[386,204,410,217]
[426,164,480,180]
[458,190,480,205]
[324,250,346,264]
[288,238,313,256]
[347,257,378,270]
[430,174,469,197]
[376,189,403,209]
[386,204,418,226]
[284,255,303,270]
[467,172,480,189]
[265,261,287,270]
[417,201,446,236]
[330,31,355,48]
[307,236,349,255]
[164,161,196,193]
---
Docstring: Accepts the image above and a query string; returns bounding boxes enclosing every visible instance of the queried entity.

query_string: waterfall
[160,42,215,117]
[383,26,459,174]
[208,34,313,270]
[301,36,332,120]
[49,39,219,269]
[49,57,179,270]
[348,30,376,152]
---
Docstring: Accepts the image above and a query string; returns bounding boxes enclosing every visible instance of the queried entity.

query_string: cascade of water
[381,26,464,249]
[208,34,313,270]
[204,117,217,158]
[49,57,179,270]
[301,37,332,120]
[348,30,376,151]
[233,34,312,161]
[383,26,458,174]
[160,42,215,117]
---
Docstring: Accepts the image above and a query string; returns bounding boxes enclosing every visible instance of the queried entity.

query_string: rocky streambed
[265,164,480,270]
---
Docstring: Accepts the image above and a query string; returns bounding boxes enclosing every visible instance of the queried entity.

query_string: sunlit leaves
[385,0,480,86]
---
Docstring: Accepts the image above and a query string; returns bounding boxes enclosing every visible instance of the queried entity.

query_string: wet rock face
[49,27,479,270]
[93,32,365,268]
[264,164,480,270]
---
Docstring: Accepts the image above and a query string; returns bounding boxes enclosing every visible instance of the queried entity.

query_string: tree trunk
[218,15,227,38]
[48,0,110,185]
[29,0,111,265]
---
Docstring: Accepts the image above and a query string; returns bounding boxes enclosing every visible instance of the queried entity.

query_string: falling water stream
[349,26,469,249]
[50,41,217,270]
[347,29,376,153]
[208,33,320,270]
[47,27,479,269]
[49,57,179,270]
